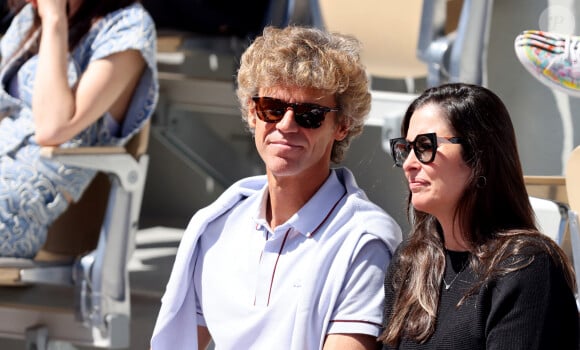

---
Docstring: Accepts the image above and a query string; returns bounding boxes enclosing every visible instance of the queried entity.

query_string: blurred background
[0,0,579,348]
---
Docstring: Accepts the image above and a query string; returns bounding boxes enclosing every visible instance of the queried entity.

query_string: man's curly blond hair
[236,25,371,163]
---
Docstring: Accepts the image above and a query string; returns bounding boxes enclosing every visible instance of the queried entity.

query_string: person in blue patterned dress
[0,0,158,258]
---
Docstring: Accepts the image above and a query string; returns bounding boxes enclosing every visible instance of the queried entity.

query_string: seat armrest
[40,146,144,192]
[40,146,126,157]
[524,175,568,204]
[523,175,566,186]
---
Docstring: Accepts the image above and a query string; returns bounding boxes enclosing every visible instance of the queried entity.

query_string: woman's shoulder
[84,3,157,64]
[493,233,573,286]
[507,231,564,257]
[98,3,156,34]
[1,4,35,52]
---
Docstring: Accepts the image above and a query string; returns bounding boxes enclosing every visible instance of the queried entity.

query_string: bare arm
[323,333,381,350]
[197,325,212,349]
[32,0,145,146]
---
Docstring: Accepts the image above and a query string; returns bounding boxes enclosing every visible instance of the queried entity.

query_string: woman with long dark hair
[380,83,578,349]
[0,0,158,257]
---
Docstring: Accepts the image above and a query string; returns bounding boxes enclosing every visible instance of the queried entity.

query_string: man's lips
[268,139,302,149]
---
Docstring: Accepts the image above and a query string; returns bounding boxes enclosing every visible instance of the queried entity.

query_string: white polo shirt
[192,169,398,349]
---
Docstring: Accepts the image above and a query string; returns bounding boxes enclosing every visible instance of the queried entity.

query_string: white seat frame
[0,145,148,349]
[529,196,569,245]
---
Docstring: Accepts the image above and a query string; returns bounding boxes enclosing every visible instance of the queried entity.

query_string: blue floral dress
[0,3,159,258]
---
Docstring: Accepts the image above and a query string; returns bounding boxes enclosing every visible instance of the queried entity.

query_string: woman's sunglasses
[389,132,463,167]
[251,96,340,129]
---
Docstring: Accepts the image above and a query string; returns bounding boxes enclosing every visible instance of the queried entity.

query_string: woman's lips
[408,178,428,191]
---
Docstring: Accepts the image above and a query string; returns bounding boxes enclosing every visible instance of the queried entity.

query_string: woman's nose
[402,149,420,170]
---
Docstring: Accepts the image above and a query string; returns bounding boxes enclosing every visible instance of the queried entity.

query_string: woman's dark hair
[379,83,576,345]
[402,82,536,245]
[8,0,138,51]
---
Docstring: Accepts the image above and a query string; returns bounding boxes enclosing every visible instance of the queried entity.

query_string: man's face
[249,86,347,181]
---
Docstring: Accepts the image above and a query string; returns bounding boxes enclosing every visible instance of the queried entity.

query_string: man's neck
[266,169,331,229]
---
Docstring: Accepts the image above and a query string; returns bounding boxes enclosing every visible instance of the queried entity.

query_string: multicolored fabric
[0,3,159,258]
[514,30,580,96]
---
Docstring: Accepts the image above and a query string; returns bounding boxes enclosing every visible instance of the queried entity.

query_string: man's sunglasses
[251,96,340,129]
[389,132,463,167]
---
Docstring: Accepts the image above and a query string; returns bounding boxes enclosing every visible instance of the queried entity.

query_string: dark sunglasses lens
[415,134,435,163]
[254,98,286,123]
[391,139,410,167]
[254,97,328,129]
[293,105,325,129]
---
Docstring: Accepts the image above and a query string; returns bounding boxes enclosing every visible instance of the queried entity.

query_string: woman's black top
[382,248,579,349]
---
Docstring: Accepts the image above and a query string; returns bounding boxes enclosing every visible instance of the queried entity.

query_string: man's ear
[248,114,257,128]
[335,120,350,141]
[248,101,257,128]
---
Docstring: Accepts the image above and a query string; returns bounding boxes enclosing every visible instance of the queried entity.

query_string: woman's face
[402,104,471,220]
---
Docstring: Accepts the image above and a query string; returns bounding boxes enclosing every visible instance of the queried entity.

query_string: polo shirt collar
[253,169,346,238]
